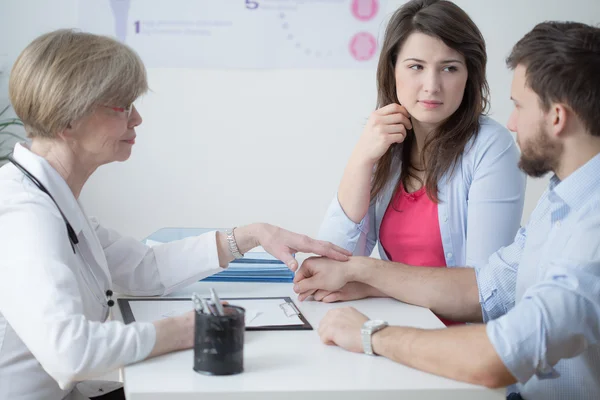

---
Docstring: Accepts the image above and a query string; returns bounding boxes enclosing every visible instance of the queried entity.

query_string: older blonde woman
[0,29,350,400]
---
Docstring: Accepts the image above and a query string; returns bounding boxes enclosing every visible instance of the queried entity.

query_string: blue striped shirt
[478,153,600,399]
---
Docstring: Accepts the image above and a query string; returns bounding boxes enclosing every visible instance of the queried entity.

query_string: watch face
[365,320,386,329]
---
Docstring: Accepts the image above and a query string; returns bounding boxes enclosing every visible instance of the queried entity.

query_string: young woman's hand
[353,103,412,166]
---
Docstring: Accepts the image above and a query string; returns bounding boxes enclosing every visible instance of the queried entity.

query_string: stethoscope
[8,155,114,308]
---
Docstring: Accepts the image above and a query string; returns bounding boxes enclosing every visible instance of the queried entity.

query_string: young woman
[317,0,526,323]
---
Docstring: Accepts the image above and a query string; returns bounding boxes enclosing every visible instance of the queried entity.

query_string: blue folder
[201,255,295,283]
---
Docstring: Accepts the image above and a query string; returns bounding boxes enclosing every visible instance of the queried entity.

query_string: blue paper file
[201,253,294,283]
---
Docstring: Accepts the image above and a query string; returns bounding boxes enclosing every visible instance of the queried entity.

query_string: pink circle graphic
[351,0,379,22]
[349,32,377,61]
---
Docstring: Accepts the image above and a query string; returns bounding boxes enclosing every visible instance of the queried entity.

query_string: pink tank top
[379,183,459,326]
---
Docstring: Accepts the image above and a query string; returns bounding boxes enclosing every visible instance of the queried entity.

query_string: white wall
[2,0,599,240]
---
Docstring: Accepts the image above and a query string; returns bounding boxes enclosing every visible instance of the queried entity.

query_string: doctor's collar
[11,143,87,236]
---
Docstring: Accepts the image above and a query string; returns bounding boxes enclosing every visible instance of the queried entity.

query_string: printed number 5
[245,0,259,9]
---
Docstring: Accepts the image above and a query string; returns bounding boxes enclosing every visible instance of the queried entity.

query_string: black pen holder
[193,305,245,376]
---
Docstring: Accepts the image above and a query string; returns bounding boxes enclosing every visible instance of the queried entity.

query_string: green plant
[0,105,25,166]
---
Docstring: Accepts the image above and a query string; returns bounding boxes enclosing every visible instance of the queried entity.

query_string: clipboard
[118,296,313,331]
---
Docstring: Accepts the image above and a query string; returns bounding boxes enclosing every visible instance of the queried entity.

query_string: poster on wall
[78,0,389,69]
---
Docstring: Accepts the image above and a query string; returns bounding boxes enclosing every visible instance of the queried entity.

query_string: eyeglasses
[103,103,134,118]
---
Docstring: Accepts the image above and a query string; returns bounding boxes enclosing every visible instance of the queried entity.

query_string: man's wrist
[372,326,416,360]
[370,326,389,356]
[371,325,402,358]
[349,256,376,283]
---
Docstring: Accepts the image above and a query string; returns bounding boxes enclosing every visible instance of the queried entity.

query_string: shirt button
[556,221,561,228]
[447,252,453,258]
[444,216,448,222]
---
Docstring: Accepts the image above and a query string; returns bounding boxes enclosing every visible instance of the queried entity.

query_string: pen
[191,292,204,314]
[210,288,225,316]
[201,298,213,316]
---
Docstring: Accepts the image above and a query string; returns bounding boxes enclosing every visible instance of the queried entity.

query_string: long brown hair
[370,0,489,202]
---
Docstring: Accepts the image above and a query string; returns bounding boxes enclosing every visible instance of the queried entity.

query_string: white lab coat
[0,143,224,400]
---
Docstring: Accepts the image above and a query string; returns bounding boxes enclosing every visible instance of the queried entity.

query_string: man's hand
[318,307,370,353]
[293,256,357,301]
[311,282,383,303]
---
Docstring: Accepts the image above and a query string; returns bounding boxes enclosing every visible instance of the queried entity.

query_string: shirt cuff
[475,262,509,323]
[317,194,369,251]
[486,304,560,384]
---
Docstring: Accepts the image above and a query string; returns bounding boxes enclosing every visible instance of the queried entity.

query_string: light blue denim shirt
[319,116,526,270]
[479,153,600,399]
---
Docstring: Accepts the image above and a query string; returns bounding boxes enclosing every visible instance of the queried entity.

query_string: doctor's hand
[217,224,351,271]
[254,223,351,271]
[318,307,369,353]
[293,256,357,301]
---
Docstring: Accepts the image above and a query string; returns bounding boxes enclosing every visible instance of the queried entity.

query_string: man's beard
[518,125,563,178]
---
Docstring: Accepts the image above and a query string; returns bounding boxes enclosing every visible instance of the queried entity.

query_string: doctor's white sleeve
[0,197,156,389]
[90,217,224,296]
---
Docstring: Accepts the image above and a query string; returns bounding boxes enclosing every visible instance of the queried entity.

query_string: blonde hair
[9,29,148,138]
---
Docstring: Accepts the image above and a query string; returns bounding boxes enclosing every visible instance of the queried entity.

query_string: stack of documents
[201,251,294,283]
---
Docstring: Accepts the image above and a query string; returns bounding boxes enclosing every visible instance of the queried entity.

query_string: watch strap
[362,320,388,356]
[225,228,243,259]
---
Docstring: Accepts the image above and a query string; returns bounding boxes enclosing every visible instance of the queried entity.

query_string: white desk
[117,282,504,400]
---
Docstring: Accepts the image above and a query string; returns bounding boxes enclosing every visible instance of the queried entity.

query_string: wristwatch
[225,228,244,259]
[361,319,388,356]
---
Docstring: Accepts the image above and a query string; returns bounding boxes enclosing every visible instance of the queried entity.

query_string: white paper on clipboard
[126,298,304,328]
